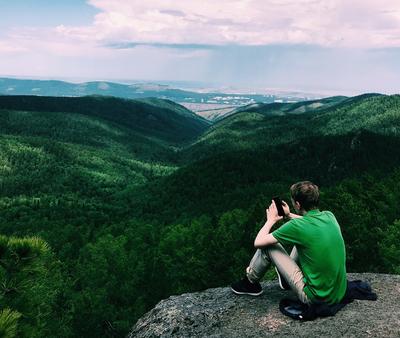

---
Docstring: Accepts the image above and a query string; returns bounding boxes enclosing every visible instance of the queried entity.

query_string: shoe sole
[230,287,263,296]
[275,267,290,290]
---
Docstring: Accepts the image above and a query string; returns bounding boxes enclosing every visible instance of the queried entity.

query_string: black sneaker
[231,276,263,296]
[275,267,291,290]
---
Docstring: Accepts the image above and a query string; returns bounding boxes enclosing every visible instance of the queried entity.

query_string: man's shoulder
[282,217,304,229]
[282,210,337,227]
[320,210,337,220]
[296,210,337,226]
[306,210,336,219]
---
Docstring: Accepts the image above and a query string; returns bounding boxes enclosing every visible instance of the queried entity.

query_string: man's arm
[254,219,278,248]
[254,200,282,248]
[254,200,302,248]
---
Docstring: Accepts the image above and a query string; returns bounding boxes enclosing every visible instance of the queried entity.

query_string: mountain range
[0,92,399,337]
[0,77,322,120]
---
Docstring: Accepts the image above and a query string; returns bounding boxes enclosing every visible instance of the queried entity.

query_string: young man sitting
[231,181,347,306]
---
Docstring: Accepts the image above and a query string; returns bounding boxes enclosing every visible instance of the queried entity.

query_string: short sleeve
[271,220,302,246]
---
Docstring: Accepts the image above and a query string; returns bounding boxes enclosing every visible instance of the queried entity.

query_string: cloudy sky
[1,0,400,94]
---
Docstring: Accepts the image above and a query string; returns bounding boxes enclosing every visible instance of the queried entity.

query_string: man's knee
[246,249,270,282]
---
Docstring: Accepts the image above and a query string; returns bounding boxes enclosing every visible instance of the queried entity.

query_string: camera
[272,196,285,217]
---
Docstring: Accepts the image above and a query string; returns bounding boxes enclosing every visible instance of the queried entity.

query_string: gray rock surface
[129,273,400,337]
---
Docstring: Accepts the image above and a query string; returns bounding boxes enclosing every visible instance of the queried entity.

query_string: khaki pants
[246,244,311,304]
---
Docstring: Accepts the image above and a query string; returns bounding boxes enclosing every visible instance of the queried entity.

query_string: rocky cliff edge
[129,273,400,337]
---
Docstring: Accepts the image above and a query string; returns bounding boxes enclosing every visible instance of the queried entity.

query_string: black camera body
[272,196,285,217]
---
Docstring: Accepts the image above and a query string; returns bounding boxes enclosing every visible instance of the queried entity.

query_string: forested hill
[0,93,400,337]
[0,95,210,144]
[220,93,384,120]
[184,93,400,161]
[228,93,383,118]
[214,95,350,121]
[0,95,206,336]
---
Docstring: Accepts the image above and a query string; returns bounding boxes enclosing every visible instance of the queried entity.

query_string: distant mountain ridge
[0,95,210,144]
[0,77,196,99]
[0,78,322,119]
[226,95,349,119]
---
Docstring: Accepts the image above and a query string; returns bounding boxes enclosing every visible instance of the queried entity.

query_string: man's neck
[301,208,319,216]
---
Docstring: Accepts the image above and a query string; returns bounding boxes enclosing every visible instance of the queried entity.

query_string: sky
[1,0,400,95]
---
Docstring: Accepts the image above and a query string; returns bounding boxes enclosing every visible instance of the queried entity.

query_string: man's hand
[282,200,290,217]
[254,201,282,248]
[266,200,284,224]
[281,200,303,220]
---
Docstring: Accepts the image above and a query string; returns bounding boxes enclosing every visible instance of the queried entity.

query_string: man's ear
[294,201,301,211]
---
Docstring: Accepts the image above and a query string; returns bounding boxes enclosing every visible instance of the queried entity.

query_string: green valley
[0,94,399,337]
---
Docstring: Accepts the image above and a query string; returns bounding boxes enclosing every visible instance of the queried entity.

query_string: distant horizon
[2,1,400,96]
[0,74,393,98]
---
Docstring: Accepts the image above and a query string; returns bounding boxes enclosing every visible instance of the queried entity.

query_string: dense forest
[0,94,399,337]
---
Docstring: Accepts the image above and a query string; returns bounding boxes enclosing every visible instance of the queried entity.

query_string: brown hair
[290,181,319,211]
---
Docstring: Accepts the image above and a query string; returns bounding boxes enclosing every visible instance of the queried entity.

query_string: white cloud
[0,40,27,53]
[2,0,400,60]
[1,0,400,92]
[77,0,400,48]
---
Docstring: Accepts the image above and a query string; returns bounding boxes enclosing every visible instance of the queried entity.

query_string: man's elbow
[253,238,268,249]
[254,238,264,248]
[254,235,277,248]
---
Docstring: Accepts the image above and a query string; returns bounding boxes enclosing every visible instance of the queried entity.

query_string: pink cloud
[1,0,400,86]
[81,0,400,47]
[2,0,400,57]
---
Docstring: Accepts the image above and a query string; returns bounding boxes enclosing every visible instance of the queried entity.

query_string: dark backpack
[279,280,377,321]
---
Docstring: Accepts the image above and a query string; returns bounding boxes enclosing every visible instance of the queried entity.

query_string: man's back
[272,209,347,304]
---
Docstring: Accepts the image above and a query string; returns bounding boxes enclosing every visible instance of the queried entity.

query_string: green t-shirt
[272,209,347,304]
